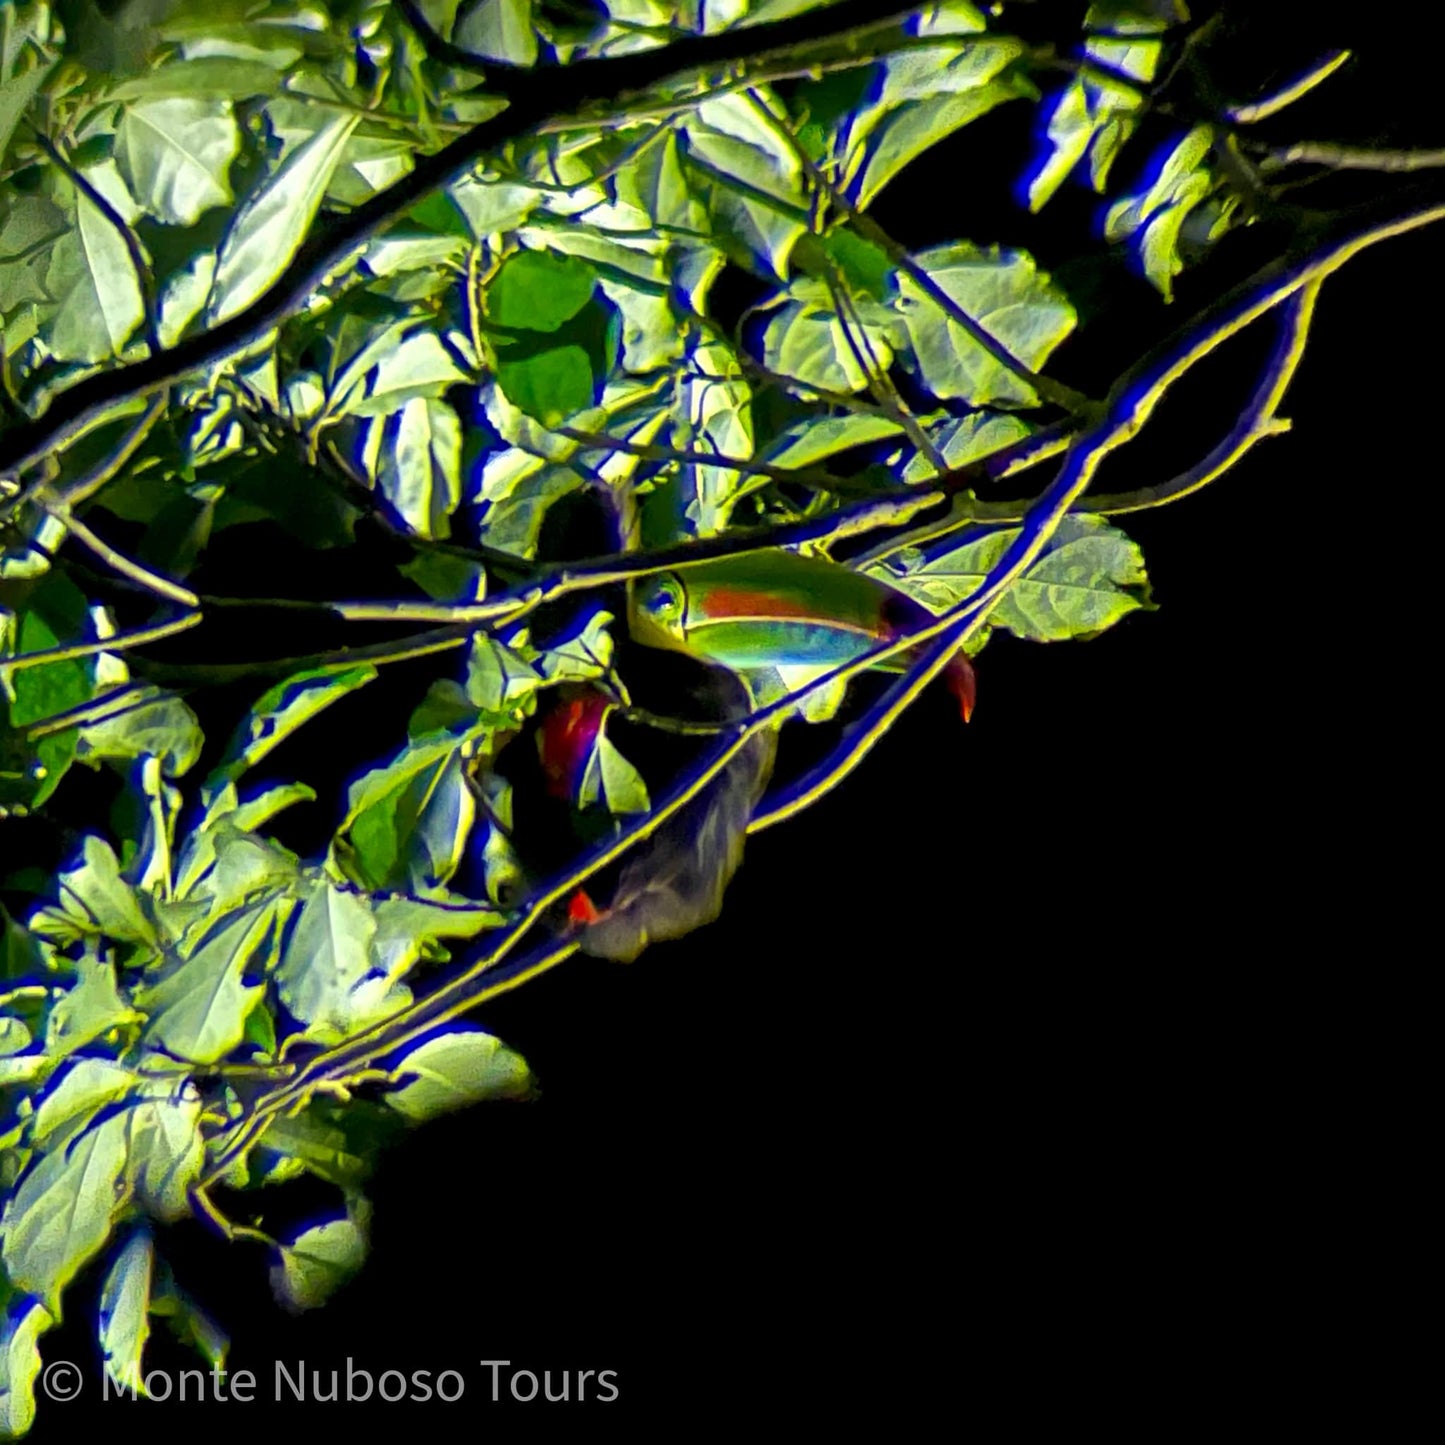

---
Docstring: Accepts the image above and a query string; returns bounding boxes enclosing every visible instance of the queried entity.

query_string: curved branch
[752,200,1445,828]
[1227,49,1352,124]
[854,275,1322,570]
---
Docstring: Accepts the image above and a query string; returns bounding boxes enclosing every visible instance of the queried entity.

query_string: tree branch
[1226,49,1352,124]
[0,612,202,681]
[1260,142,1445,174]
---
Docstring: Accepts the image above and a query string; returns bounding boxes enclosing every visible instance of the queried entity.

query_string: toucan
[514,549,975,962]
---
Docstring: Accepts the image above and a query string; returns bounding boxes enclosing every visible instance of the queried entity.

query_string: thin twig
[1260,142,1445,175]
[822,263,948,473]
[45,506,200,607]
[52,394,168,507]
[23,683,161,741]
[552,424,838,489]
[189,1185,277,1248]
[1227,50,1352,124]
[132,627,473,687]
[0,612,202,680]
[854,280,1320,568]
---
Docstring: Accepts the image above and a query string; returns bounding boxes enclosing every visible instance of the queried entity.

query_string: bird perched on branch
[520,549,974,962]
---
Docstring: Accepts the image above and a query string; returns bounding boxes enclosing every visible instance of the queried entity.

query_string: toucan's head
[628,571,690,654]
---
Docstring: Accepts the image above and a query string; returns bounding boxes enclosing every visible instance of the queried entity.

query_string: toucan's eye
[638,574,685,626]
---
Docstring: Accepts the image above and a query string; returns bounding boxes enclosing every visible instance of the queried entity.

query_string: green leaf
[273,881,406,1044]
[5,605,93,809]
[535,608,615,685]
[464,634,541,712]
[869,515,1150,641]
[820,228,893,299]
[894,242,1076,408]
[149,1261,227,1372]
[229,782,317,833]
[0,50,53,168]
[0,1113,131,1315]
[102,57,286,101]
[136,898,279,1063]
[448,176,538,238]
[762,276,898,395]
[369,894,503,979]
[0,1296,53,1440]
[43,179,146,363]
[455,0,537,68]
[849,81,1029,208]
[0,905,43,981]
[899,410,1034,482]
[269,1211,368,1313]
[488,250,597,332]
[331,735,479,894]
[496,345,594,425]
[763,413,907,470]
[328,324,469,419]
[206,111,358,324]
[45,955,141,1058]
[0,193,68,316]
[28,836,156,948]
[98,1228,153,1396]
[31,1059,137,1151]
[578,729,651,817]
[1104,125,1218,299]
[0,1018,31,1056]
[256,1101,396,1188]
[76,688,203,779]
[115,98,239,226]
[661,339,754,538]
[1028,45,1156,211]
[683,93,809,278]
[171,813,300,921]
[374,397,462,540]
[840,39,1031,207]
[616,129,705,235]
[399,551,485,604]
[385,1027,534,1121]
[123,1083,205,1223]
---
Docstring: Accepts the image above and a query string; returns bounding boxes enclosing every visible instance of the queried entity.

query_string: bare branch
[0,612,202,681]
[1227,50,1352,124]
[46,506,200,608]
[1260,142,1445,174]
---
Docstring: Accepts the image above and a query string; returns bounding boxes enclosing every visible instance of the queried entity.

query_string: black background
[20,2,1439,1437]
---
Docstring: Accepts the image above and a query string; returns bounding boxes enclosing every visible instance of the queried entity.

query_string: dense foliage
[1,1,1441,1432]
